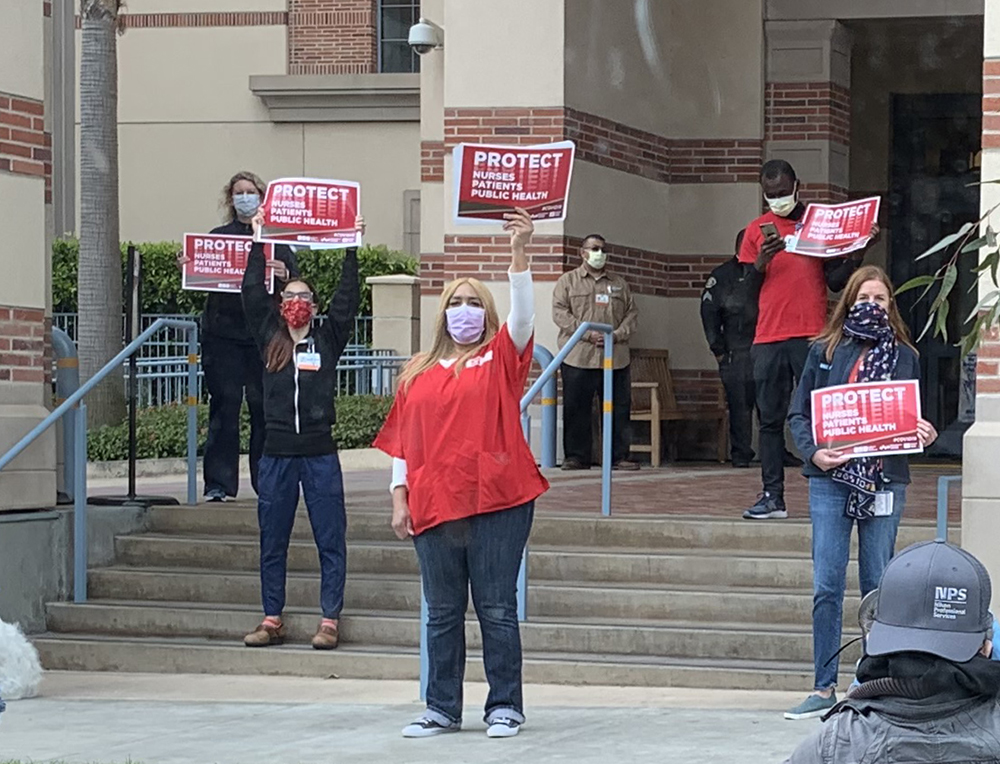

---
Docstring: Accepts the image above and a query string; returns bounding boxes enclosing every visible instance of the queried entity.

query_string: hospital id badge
[873,491,894,517]
[297,352,321,371]
[595,293,610,305]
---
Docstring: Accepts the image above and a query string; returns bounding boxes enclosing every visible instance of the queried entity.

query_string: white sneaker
[486,717,521,738]
[401,716,461,738]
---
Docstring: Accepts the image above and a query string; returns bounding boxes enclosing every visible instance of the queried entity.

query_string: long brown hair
[396,277,500,390]
[220,171,266,223]
[814,265,917,362]
[265,279,317,373]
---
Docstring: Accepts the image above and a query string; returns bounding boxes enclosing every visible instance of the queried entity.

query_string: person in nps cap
[784,540,1000,764]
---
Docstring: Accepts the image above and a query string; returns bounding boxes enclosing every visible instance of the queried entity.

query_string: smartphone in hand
[760,222,779,239]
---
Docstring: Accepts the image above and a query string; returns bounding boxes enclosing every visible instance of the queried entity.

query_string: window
[379,0,421,74]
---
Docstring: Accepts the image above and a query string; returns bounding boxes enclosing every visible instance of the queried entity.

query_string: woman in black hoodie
[240,208,362,650]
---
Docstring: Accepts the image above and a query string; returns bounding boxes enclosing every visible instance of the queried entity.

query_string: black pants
[202,338,265,498]
[562,364,631,464]
[751,338,809,496]
[718,348,756,464]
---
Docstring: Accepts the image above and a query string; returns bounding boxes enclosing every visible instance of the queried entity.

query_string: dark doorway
[889,93,980,457]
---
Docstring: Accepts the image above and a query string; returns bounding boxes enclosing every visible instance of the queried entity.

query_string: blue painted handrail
[936,474,961,541]
[0,317,199,603]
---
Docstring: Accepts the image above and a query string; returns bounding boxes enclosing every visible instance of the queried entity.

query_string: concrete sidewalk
[1,673,816,764]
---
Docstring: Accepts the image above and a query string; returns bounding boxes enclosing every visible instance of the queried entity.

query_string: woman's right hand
[391,490,414,540]
[175,250,190,271]
[811,448,852,472]
[251,208,265,240]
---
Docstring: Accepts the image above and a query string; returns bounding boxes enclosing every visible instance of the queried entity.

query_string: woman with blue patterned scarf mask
[783,265,938,721]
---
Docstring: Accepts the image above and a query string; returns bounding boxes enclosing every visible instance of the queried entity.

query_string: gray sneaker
[742,492,788,520]
[402,715,461,738]
[784,692,837,720]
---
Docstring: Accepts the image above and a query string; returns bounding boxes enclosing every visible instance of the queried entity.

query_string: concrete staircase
[33,495,952,690]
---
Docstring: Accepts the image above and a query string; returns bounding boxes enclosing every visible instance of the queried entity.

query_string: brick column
[765,21,851,202]
[963,25,1000,599]
[287,0,376,75]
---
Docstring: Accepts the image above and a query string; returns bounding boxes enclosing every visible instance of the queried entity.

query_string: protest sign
[787,197,881,257]
[453,141,575,223]
[811,379,923,458]
[258,178,361,248]
[181,234,274,294]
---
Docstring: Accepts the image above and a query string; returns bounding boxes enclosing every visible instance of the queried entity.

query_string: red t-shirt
[738,210,829,344]
[374,325,550,535]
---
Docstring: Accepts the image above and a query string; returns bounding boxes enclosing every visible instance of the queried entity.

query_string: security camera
[408,18,443,55]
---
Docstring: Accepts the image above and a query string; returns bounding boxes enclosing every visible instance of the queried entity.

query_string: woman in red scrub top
[374,207,548,740]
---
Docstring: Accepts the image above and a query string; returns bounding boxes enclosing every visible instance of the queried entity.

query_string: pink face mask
[445,304,486,345]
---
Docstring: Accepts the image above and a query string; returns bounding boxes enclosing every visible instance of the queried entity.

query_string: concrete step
[146,506,953,552]
[32,633,853,691]
[86,567,861,625]
[114,533,892,590]
[45,600,861,665]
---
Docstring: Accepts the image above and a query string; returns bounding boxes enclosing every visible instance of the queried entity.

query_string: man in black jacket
[700,230,758,467]
[784,540,1000,763]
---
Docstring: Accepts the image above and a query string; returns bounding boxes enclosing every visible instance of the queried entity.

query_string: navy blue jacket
[788,338,920,484]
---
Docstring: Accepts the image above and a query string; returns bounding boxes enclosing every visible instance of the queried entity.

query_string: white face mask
[585,249,607,269]
[765,186,798,217]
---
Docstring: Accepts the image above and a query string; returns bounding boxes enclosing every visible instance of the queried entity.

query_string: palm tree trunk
[78,0,124,426]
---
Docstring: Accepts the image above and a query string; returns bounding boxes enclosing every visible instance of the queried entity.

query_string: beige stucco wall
[565,0,765,138]
[442,0,565,108]
[73,24,419,249]
[0,174,47,309]
[0,0,45,98]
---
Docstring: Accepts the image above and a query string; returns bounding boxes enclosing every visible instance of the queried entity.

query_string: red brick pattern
[984,60,1000,150]
[420,140,444,183]
[43,1,52,17]
[977,319,1000,395]
[420,234,728,298]
[799,183,848,204]
[0,306,47,384]
[288,0,376,75]
[74,11,287,29]
[0,93,51,202]
[444,107,762,184]
[765,82,850,145]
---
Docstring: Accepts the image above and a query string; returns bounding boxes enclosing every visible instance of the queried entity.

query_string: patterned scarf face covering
[830,301,899,519]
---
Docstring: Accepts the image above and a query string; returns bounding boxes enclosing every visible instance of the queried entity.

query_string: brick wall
[765,82,850,144]
[420,140,444,183]
[75,11,287,29]
[443,107,566,148]
[0,306,47,384]
[0,93,51,202]
[981,61,1000,394]
[288,0,376,75]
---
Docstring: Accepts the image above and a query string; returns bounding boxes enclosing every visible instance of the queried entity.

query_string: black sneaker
[742,492,787,520]
[561,458,590,471]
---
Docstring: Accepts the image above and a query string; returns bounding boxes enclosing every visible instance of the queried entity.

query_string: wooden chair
[629,349,729,465]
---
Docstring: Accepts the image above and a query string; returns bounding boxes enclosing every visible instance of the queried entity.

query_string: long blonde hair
[814,265,917,362]
[397,277,500,390]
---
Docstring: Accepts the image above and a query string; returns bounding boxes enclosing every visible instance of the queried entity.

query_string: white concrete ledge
[249,73,420,123]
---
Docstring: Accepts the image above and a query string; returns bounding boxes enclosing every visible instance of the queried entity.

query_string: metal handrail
[936,474,961,541]
[0,317,199,603]
[419,321,614,701]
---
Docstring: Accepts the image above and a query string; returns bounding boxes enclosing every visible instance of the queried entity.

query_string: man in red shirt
[739,160,875,520]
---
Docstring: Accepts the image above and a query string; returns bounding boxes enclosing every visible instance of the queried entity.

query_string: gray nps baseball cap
[866,540,992,662]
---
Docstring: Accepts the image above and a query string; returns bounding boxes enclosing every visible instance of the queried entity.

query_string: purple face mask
[445,303,486,345]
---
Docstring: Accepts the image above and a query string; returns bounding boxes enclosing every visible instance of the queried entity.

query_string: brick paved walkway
[535,462,962,522]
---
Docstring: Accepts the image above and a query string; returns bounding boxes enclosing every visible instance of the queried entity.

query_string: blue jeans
[810,477,905,690]
[412,502,534,726]
[257,454,347,619]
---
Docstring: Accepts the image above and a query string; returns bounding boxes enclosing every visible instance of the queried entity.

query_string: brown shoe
[613,460,641,471]
[561,458,590,471]
[244,619,285,647]
[312,622,339,650]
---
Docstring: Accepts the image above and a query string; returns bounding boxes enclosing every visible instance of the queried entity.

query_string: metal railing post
[73,404,88,603]
[419,581,429,702]
[936,475,961,541]
[516,548,527,622]
[601,330,614,517]
[52,327,80,501]
[531,345,557,469]
[186,325,199,506]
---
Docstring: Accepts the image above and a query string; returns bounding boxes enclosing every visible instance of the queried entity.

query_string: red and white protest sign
[811,379,923,458]
[787,196,881,258]
[181,234,274,294]
[453,141,575,223]
[258,177,361,248]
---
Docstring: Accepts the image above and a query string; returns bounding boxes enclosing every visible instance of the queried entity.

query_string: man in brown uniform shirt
[552,234,640,470]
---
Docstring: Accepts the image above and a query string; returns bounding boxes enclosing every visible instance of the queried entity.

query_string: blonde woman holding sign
[784,265,937,720]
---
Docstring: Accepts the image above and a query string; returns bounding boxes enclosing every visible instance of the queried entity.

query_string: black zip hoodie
[241,242,359,457]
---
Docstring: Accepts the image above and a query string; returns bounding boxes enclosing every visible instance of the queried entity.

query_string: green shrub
[53,237,417,316]
[86,396,393,461]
